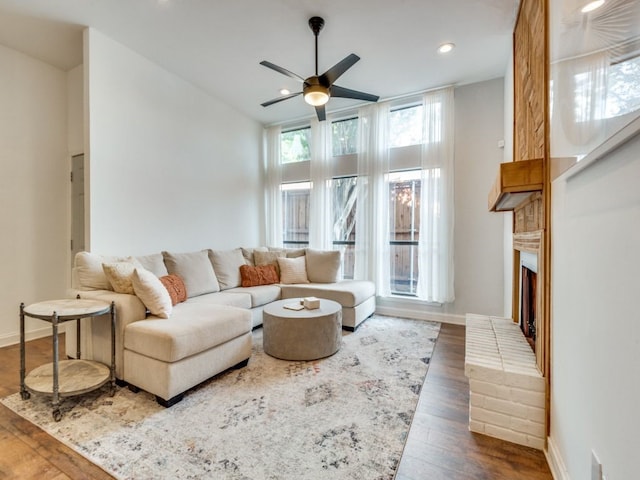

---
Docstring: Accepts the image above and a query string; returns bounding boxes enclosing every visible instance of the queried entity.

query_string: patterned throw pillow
[239,264,279,287]
[102,258,144,295]
[159,274,188,306]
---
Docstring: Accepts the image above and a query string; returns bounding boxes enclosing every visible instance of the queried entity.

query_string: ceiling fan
[260,16,379,121]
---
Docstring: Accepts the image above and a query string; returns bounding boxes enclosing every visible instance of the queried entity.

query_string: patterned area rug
[2,315,440,480]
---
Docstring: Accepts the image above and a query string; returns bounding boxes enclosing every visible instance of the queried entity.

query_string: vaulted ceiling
[0,0,520,125]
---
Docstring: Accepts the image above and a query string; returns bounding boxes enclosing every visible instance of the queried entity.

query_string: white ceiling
[0,0,521,125]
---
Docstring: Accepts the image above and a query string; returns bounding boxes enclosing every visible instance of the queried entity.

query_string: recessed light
[280,88,290,95]
[438,43,455,54]
[581,0,605,13]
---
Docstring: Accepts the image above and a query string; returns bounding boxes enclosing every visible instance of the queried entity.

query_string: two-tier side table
[20,298,116,421]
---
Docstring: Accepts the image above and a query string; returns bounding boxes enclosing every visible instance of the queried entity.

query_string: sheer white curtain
[309,117,333,249]
[552,51,609,157]
[264,125,283,247]
[416,87,455,303]
[354,103,391,296]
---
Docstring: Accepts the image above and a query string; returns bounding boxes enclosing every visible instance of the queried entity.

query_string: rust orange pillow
[160,274,188,306]
[240,264,279,287]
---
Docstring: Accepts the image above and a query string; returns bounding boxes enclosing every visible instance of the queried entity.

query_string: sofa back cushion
[75,251,129,290]
[208,248,246,290]
[277,256,310,284]
[136,253,169,277]
[241,247,268,266]
[254,250,286,276]
[162,250,220,298]
[305,249,342,283]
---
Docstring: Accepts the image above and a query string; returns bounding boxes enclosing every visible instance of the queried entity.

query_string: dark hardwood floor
[0,325,552,479]
[396,324,552,480]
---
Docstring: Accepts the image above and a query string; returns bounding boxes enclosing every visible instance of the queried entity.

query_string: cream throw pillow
[102,258,144,295]
[277,256,310,284]
[131,268,172,319]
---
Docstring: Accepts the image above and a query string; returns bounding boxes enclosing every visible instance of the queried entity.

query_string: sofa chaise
[67,247,375,406]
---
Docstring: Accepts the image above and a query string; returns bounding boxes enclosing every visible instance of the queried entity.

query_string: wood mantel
[488,158,544,211]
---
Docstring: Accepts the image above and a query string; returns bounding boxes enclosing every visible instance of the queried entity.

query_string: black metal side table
[20,298,116,421]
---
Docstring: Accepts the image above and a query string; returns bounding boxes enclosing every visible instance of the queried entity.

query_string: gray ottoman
[263,298,342,361]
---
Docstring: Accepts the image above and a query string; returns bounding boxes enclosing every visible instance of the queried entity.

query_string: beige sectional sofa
[67,247,375,406]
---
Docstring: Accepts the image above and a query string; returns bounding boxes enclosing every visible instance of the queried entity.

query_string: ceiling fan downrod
[308,16,324,76]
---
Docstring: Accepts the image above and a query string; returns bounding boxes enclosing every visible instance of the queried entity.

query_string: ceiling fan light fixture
[304,85,330,106]
[581,0,605,12]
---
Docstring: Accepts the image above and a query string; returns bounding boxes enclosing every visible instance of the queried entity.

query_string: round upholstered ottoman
[262,298,342,361]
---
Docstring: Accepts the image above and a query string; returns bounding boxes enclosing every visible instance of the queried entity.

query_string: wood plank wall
[512,0,551,437]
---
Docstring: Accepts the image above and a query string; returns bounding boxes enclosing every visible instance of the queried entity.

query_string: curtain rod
[263,83,457,128]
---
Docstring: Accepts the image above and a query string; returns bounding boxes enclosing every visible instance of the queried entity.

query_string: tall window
[282,182,310,247]
[281,127,311,163]
[331,117,358,156]
[332,176,357,278]
[388,170,421,295]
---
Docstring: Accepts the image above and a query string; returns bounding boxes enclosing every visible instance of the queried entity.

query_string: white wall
[450,78,506,317]
[85,29,263,255]
[67,64,83,156]
[550,130,640,479]
[0,44,69,345]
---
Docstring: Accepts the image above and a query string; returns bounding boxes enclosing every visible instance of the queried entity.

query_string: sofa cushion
[162,250,220,298]
[280,280,375,308]
[75,251,128,290]
[124,304,251,363]
[254,250,286,275]
[208,248,246,290]
[226,285,281,308]
[131,268,172,319]
[278,256,310,284]
[305,249,342,283]
[102,259,145,295]
[268,247,306,258]
[136,253,169,277]
[186,291,252,309]
[159,274,187,306]
[241,247,268,266]
[240,264,279,287]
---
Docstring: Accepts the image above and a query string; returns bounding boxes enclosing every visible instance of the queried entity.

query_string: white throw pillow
[162,250,220,298]
[136,253,169,277]
[208,248,246,290]
[305,249,342,283]
[277,256,310,284]
[131,268,172,319]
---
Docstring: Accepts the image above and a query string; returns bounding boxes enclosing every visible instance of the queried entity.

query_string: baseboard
[375,304,466,325]
[0,325,66,349]
[545,435,570,480]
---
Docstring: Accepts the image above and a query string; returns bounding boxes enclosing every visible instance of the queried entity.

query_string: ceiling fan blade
[319,54,360,86]
[261,92,303,107]
[259,61,305,82]
[315,105,326,121]
[330,85,379,102]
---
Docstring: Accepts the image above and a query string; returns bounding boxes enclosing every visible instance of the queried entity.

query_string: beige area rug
[2,315,440,480]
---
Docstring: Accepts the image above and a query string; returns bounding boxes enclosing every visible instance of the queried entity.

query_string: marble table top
[25,359,111,396]
[23,299,111,320]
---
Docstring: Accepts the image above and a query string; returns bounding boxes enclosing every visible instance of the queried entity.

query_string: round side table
[20,298,116,421]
